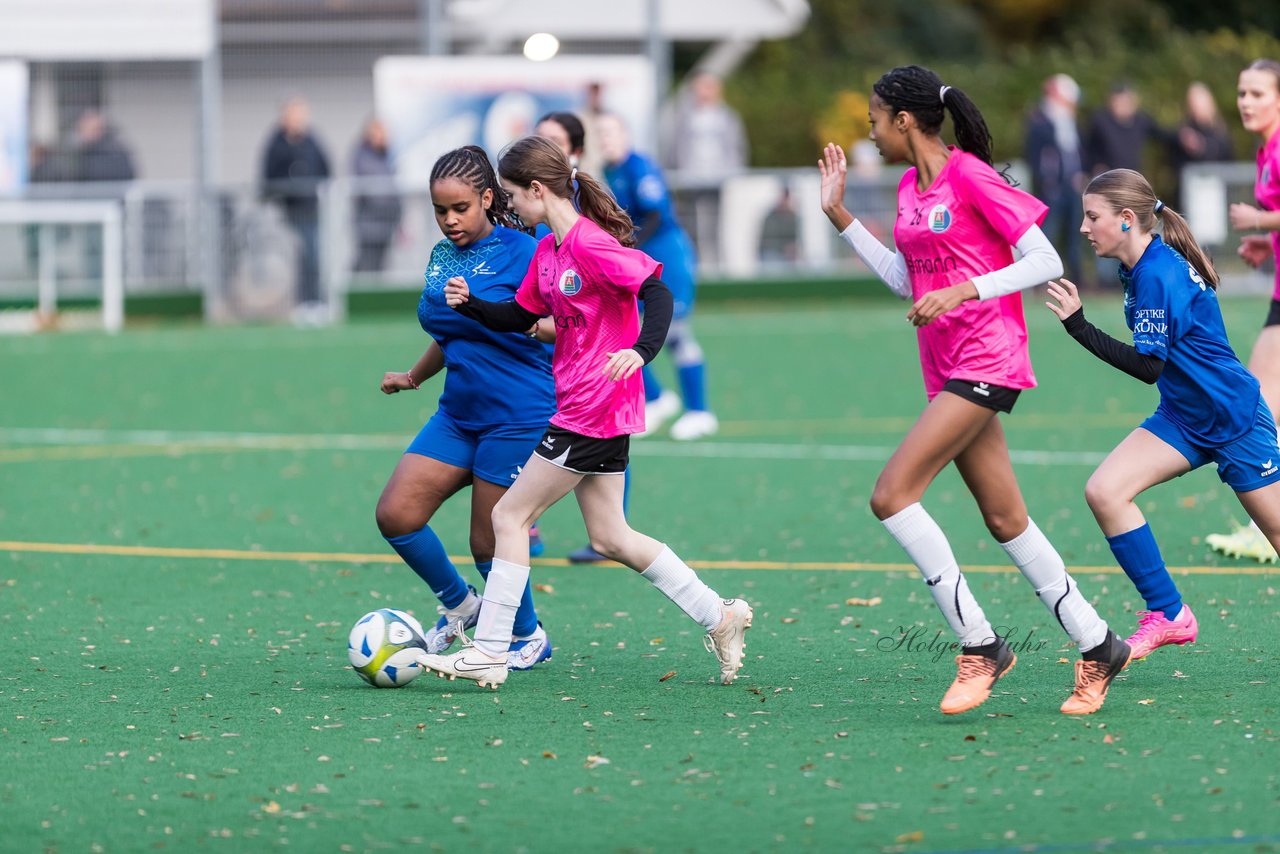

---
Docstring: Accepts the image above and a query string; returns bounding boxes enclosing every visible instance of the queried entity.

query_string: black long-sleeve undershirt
[1061,307,1165,384]
[452,275,674,364]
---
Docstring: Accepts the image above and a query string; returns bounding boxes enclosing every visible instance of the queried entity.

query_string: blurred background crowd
[1,0,1278,328]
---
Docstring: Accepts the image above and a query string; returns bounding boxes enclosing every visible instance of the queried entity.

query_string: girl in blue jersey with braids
[376,144,553,671]
[1047,168,1280,660]
[596,111,718,441]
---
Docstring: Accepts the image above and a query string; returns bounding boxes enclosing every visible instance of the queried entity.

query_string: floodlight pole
[645,0,670,154]
[422,0,448,55]
[197,0,222,323]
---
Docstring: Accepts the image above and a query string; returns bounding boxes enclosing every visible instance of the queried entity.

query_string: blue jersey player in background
[1047,167,1280,663]
[597,112,719,441]
[376,145,553,670]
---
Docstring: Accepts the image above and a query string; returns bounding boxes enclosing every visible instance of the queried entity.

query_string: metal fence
[0,160,1272,326]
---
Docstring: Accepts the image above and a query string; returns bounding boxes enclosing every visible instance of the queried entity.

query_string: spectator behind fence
[261,96,331,319]
[1025,74,1088,285]
[759,186,800,265]
[1170,81,1234,203]
[1085,82,1163,176]
[350,117,402,275]
[75,109,135,183]
[666,70,748,268]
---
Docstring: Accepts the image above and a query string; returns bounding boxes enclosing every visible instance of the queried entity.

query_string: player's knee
[1083,474,1120,517]
[375,499,421,539]
[982,510,1027,543]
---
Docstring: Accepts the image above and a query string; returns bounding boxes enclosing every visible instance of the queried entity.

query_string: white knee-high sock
[883,503,995,647]
[640,545,724,630]
[1000,519,1108,653]
[473,557,529,658]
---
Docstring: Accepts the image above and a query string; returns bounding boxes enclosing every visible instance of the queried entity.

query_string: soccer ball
[347,608,429,688]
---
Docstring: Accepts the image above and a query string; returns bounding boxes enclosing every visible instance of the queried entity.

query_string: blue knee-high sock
[677,362,707,412]
[1106,523,1182,619]
[476,559,538,638]
[642,364,664,402]
[385,524,468,608]
[622,466,631,517]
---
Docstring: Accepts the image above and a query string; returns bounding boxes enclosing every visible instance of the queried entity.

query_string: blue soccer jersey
[604,152,698,314]
[604,151,682,242]
[1121,235,1260,446]
[417,225,555,429]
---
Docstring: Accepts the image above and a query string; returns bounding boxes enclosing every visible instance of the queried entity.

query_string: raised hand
[818,143,854,231]
[1045,278,1083,321]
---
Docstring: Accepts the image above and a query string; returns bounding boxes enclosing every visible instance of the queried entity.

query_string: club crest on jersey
[928,204,953,234]
[559,269,582,296]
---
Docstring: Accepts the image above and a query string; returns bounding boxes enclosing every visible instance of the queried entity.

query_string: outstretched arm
[1046,279,1164,384]
[820,142,911,298]
[444,276,543,332]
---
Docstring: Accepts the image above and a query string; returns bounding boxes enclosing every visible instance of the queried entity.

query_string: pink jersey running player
[1206,58,1280,564]
[820,65,1129,716]
[418,135,752,689]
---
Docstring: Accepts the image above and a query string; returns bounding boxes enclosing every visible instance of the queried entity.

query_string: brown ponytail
[1085,168,1219,289]
[498,135,636,247]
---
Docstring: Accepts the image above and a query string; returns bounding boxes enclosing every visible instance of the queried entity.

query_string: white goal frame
[0,200,124,333]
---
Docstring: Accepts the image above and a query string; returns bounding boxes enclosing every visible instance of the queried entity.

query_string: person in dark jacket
[261,97,331,310]
[74,110,136,183]
[350,117,402,274]
[1025,74,1087,284]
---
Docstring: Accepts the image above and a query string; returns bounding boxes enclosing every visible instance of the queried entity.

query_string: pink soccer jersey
[893,149,1048,398]
[515,217,661,438]
[1255,130,1280,299]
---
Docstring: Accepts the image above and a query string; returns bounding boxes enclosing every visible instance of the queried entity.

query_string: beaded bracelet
[405,371,420,390]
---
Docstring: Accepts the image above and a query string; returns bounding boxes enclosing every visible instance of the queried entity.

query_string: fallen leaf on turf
[534,584,554,594]
[659,671,676,682]
[896,831,924,843]
[585,755,610,769]
[1058,658,1070,664]
[781,617,798,624]
[262,801,281,814]
[845,597,882,606]
[543,751,557,759]
[1103,734,1115,744]
[1172,671,1188,679]
[1138,699,1155,705]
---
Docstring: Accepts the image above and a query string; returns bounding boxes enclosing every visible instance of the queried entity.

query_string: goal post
[0,200,124,333]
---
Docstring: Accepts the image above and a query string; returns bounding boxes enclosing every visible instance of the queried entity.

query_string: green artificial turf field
[1,293,1277,853]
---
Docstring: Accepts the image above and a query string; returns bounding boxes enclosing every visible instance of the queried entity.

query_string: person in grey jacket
[351,118,402,274]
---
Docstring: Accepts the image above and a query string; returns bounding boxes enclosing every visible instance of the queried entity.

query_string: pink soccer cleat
[1124,605,1198,661]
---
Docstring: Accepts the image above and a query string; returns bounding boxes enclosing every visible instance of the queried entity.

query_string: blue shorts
[1141,401,1280,492]
[405,411,544,487]
[642,230,697,319]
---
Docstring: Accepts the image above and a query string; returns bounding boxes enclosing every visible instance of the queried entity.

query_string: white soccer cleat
[704,598,753,684]
[670,410,719,441]
[637,390,681,438]
[418,634,509,690]
[422,588,481,654]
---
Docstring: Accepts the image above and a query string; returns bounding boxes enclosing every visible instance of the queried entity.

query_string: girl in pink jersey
[820,65,1128,715]
[1206,59,1280,563]
[417,135,752,689]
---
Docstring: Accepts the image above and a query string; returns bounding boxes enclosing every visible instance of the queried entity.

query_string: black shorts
[941,379,1021,413]
[1265,299,1280,328]
[533,425,630,475]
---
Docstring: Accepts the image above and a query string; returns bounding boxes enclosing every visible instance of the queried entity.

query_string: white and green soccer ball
[347,608,428,688]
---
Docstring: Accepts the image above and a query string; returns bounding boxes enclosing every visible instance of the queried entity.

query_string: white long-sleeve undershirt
[839,221,1063,301]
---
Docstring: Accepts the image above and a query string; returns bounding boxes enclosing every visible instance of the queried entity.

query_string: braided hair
[873,65,994,167]
[429,144,520,230]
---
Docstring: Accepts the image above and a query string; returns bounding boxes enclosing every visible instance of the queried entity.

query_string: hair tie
[1153,199,1165,215]
[570,167,578,182]
[939,85,951,104]
[569,167,581,213]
